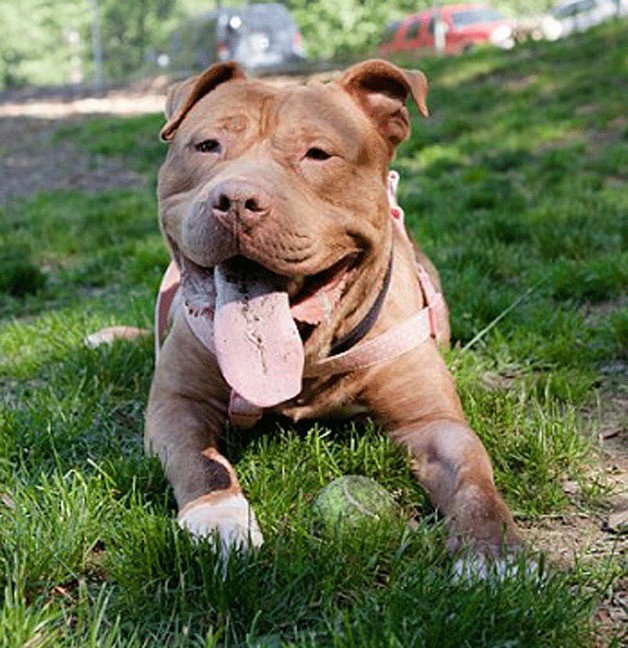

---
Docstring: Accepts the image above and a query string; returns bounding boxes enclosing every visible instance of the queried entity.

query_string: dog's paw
[452,552,544,583]
[445,483,519,557]
[84,326,148,349]
[177,493,264,555]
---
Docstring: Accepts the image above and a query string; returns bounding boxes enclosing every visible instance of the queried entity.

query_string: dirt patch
[0,78,177,203]
[0,73,334,204]
[520,514,626,567]
[0,117,146,204]
[0,71,333,121]
[0,75,170,119]
[520,510,627,644]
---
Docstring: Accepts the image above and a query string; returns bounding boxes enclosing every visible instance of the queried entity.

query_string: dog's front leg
[389,419,518,557]
[362,344,518,559]
[145,315,263,552]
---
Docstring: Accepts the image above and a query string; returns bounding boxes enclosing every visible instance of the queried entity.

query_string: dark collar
[328,251,393,357]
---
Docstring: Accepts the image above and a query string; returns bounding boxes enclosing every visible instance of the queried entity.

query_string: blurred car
[379,3,515,57]
[540,0,626,41]
[167,3,305,72]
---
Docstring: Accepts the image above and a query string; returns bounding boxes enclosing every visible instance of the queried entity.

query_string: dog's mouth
[177,249,357,408]
[179,252,357,322]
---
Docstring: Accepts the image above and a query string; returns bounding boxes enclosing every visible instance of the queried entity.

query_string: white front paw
[177,493,264,555]
[452,553,542,582]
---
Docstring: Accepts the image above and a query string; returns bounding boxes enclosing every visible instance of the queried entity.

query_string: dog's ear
[160,62,247,141]
[337,59,428,152]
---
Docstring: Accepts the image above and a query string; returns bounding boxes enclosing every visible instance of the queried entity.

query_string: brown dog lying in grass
[123,59,520,571]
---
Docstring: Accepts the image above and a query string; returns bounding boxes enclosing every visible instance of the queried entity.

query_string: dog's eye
[195,139,221,154]
[305,147,332,161]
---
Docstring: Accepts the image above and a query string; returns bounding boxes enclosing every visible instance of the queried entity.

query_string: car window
[381,21,400,44]
[405,19,421,40]
[553,3,576,18]
[450,8,505,27]
[427,16,436,36]
[577,0,597,10]
[219,5,295,37]
[553,0,596,18]
[240,4,294,29]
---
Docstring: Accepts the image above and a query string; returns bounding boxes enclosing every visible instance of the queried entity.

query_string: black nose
[209,180,271,228]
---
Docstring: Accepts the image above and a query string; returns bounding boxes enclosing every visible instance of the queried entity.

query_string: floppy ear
[160,61,247,141]
[337,59,428,153]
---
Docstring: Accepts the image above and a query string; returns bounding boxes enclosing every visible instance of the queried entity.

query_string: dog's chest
[272,373,371,423]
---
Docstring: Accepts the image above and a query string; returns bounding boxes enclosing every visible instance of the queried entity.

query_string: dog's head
[157,60,428,405]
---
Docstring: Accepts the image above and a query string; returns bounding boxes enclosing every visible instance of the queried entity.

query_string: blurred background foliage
[0,0,559,88]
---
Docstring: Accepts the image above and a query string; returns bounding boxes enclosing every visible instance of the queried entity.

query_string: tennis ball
[312,475,397,533]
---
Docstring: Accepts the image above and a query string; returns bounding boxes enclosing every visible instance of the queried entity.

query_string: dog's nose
[210,180,271,228]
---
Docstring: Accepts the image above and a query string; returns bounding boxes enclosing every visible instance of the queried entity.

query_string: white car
[541,0,626,40]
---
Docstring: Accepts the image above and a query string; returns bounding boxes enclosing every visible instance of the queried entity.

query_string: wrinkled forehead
[176,81,275,135]
[176,78,369,142]
[274,82,368,141]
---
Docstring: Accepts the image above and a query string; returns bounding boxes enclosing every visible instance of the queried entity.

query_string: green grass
[54,114,166,175]
[1,22,626,646]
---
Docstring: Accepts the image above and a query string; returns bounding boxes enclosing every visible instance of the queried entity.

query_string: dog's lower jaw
[177,493,264,554]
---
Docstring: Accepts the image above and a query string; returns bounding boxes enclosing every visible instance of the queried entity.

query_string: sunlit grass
[1,21,626,646]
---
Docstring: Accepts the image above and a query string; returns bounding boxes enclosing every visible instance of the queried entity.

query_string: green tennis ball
[312,475,397,533]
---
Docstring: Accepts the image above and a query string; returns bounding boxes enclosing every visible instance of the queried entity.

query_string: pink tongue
[213,263,304,408]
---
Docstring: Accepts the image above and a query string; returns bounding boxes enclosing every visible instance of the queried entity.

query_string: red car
[379,3,515,57]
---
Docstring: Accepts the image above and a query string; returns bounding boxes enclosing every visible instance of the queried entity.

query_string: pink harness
[155,171,447,427]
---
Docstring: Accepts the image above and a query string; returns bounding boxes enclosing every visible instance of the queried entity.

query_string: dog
[145,59,519,563]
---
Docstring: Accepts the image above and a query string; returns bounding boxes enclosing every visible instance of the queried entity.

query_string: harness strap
[328,251,393,356]
[155,260,182,365]
[304,309,432,378]
[416,263,448,346]
[229,391,265,428]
